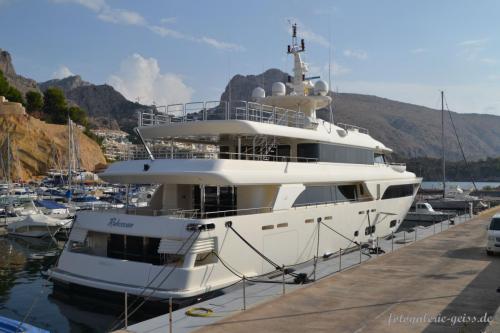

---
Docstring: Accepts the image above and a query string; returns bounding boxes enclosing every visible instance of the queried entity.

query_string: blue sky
[1,0,499,115]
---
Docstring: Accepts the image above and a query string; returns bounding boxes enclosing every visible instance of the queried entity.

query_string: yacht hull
[50,190,418,300]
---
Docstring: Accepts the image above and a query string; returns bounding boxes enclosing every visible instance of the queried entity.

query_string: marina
[1,3,500,332]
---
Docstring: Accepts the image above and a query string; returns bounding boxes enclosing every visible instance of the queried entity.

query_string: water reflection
[0,236,119,332]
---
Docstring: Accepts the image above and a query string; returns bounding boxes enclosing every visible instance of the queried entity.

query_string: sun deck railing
[130,150,318,162]
[139,100,306,129]
[91,206,273,219]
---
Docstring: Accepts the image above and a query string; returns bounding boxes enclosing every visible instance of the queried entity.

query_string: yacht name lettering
[107,218,133,228]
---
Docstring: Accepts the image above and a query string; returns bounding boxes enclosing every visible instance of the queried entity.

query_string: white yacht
[50,25,421,301]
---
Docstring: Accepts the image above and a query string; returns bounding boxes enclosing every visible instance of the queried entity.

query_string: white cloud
[458,38,488,47]
[52,65,74,79]
[457,38,490,62]
[98,8,146,25]
[343,49,368,60]
[480,57,497,64]
[52,0,243,51]
[107,53,194,106]
[199,37,244,51]
[160,17,177,24]
[411,48,427,54]
[149,25,186,39]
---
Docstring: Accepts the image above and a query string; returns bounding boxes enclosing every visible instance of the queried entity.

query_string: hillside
[39,76,151,132]
[221,69,500,160]
[0,114,106,181]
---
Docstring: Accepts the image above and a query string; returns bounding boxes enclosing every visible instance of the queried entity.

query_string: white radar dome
[314,80,329,96]
[251,86,266,99]
[272,82,286,96]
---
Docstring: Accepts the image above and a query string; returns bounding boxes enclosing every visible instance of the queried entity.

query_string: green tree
[25,91,44,113]
[43,87,67,124]
[0,70,9,96]
[0,70,24,104]
[68,106,88,127]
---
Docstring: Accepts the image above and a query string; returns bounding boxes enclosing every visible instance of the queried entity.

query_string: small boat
[405,202,453,222]
[34,200,73,219]
[0,315,50,333]
[7,213,71,238]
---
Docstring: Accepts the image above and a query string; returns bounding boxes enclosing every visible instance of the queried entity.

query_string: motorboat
[7,213,71,238]
[405,202,454,222]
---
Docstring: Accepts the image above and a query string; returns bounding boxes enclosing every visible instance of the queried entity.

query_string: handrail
[130,150,318,163]
[138,100,306,129]
[92,206,273,219]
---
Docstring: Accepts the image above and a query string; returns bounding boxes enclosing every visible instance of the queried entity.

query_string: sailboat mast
[7,131,10,189]
[441,90,445,199]
[68,117,72,201]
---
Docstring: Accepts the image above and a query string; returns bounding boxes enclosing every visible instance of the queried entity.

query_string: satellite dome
[314,80,329,96]
[251,86,266,99]
[272,82,286,96]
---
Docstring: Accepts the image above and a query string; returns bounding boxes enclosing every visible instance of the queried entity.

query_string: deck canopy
[137,119,392,153]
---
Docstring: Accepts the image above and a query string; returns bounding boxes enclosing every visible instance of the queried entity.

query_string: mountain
[39,76,151,132]
[0,49,40,95]
[39,75,90,92]
[220,69,500,161]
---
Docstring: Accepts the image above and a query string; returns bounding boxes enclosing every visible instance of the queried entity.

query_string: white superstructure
[50,25,421,300]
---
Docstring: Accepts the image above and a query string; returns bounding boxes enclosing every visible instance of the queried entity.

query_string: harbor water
[0,236,162,333]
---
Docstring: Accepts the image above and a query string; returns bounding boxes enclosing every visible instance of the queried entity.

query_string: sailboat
[427,92,484,211]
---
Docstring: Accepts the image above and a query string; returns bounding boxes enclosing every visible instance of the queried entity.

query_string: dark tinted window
[297,143,319,161]
[297,143,374,164]
[382,184,415,200]
[293,184,366,207]
[338,185,357,201]
[490,218,500,230]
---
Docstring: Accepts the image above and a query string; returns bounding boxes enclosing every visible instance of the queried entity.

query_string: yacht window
[277,145,291,159]
[220,146,230,159]
[337,185,357,201]
[71,232,162,265]
[193,185,237,217]
[374,153,386,164]
[297,143,374,164]
[382,184,415,200]
[194,251,217,267]
[390,220,397,228]
[293,184,369,207]
[297,143,319,162]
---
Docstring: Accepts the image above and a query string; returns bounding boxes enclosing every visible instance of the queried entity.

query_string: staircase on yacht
[49,24,421,301]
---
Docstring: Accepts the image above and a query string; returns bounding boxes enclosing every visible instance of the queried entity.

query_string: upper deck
[138,100,309,130]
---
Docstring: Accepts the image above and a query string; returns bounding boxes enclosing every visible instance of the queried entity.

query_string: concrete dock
[123,208,500,333]
[196,208,500,333]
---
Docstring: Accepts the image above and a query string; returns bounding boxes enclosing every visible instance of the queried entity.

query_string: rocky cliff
[0,49,41,96]
[0,114,106,181]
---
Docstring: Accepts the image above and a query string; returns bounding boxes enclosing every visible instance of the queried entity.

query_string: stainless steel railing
[138,100,306,129]
[130,150,318,162]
